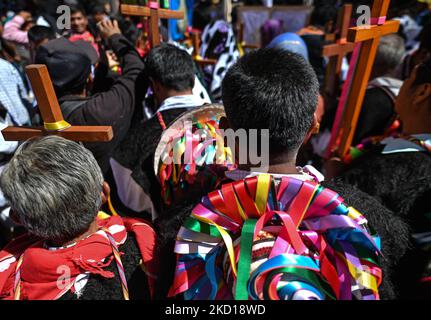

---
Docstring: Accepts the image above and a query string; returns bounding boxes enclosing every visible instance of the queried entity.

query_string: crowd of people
[0,0,430,300]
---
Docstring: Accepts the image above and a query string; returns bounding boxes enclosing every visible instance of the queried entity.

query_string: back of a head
[192,2,224,31]
[310,4,338,28]
[145,43,195,92]
[222,47,319,154]
[374,34,406,76]
[0,136,104,243]
[35,37,92,96]
[28,26,56,46]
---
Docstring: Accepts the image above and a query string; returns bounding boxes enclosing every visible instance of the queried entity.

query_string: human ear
[303,113,320,144]
[413,83,431,106]
[101,181,111,205]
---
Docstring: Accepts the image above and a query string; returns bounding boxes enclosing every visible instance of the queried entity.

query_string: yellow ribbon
[191,213,238,276]
[255,174,271,215]
[44,120,71,131]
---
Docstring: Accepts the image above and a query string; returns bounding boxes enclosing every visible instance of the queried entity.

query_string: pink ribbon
[149,2,159,9]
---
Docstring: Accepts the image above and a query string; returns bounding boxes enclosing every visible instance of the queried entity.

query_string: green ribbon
[184,217,222,238]
[235,219,257,300]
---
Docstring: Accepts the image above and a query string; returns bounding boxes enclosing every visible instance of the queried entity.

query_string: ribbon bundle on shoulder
[168,174,382,300]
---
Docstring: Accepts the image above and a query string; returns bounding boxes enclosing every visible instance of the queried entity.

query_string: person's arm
[3,13,30,44]
[70,20,146,128]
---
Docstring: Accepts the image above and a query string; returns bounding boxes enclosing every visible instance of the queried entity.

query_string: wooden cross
[1,65,113,142]
[333,0,399,158]
[191,31,217,66]
[322,4,355,97]
[120,1,184,47]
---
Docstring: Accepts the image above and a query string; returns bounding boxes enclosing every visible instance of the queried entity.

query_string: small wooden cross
[120,1,184,48]
[334,0,400,158]
[1,65,113,142]
[191,31,217,66]
[322,4,355,97]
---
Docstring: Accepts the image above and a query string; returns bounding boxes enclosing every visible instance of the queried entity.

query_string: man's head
[372,34,405,79]
[28,26,56,49]
[28,26,56,62]
[71,5,89,34]
[395,57,431,134]
[144,43,195,106]
[35,37,98,96]
[0,136,106,243]
[222,47,319,162]
[92,4,108,23]
[309,4,338,30]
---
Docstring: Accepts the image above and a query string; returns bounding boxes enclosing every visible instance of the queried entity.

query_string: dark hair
[70,4,87,16]
[414,57,431,86]
[310,4,338,28]
[28,26,56,44]
[222,47,319,154]
[192,2,224,31]
[144,43,195,92]
[91,4,106,15]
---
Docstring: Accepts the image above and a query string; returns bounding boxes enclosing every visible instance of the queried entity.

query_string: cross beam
[121,2,184,47]
[322,4,355,97]
[335,0,399,158]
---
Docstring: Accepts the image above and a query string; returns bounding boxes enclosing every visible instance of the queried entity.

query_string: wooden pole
[334,0,399,158]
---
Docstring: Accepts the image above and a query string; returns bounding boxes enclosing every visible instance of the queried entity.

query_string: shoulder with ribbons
[169,174,384,300]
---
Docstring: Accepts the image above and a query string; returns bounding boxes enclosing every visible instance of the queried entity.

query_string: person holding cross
[333,57,431,299]
[35,19,145,174]
[352,34,406,146]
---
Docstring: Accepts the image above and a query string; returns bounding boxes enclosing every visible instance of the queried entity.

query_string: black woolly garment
[338,148,431,299]
[352,88,397,146]
[321,180,410,300]
[154,178,410,300]
[59,233,150,300]
[112,108,190,215]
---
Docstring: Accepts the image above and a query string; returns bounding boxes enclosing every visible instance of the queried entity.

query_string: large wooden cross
[322,4,355,97]
[1,65,113,142]
[332,0,399,158]
[120,1,184,47]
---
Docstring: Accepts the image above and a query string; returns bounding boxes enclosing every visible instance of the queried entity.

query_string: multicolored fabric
[345,134,431,164]
[199,20,240,101]
[0,215,157,300]
[169,174,383,300]
[154,105,235,206]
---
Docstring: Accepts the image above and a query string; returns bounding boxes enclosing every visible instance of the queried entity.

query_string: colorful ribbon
[157,112,234,206]
[169,175,383,300]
